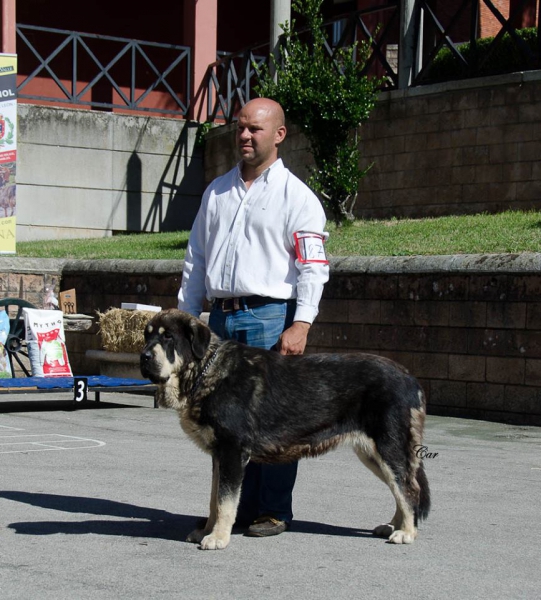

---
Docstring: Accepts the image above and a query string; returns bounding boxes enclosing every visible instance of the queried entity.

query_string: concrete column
[270,0,291,78]
[184,0,217,121]
[1,0,16,54]
[398,0,417,89]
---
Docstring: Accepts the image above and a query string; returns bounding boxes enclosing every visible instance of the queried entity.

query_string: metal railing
[203,45,269,123]
[414,0,541,85]
[15,1,540,122]
[325,1,400,88]
[16,24,191,116]
[203,0,540,123]
[203,2,400,124]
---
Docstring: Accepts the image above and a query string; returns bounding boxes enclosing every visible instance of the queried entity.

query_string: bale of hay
[97,308,155,353]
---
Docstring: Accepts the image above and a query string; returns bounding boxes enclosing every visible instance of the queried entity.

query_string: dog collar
[189,348,219,399]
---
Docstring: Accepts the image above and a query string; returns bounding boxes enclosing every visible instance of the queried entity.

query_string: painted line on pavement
[0,434,106,454]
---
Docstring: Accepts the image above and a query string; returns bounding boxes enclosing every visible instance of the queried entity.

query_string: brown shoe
[245,516,289,537]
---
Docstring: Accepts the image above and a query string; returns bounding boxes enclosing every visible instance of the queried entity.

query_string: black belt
[213,296,289,313]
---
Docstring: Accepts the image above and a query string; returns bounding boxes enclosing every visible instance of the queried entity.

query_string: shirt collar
[237,158,284,185]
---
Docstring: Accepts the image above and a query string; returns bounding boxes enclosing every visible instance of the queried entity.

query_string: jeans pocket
[248,302,287,322]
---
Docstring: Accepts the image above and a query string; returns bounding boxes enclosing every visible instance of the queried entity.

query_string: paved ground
[1,391,540,600]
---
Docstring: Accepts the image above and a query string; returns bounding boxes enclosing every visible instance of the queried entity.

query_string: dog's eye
[163,332,173,340]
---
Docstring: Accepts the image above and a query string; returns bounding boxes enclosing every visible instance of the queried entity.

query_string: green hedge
[426,27,539,82]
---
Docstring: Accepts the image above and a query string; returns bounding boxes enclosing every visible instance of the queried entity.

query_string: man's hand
[276,321,311,355]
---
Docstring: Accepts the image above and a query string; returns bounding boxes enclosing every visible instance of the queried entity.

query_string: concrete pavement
[1,392,540,600]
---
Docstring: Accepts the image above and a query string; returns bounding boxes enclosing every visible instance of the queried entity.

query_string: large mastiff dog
[140,309,431,550]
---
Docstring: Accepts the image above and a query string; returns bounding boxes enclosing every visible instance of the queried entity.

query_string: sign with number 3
[73,377,88,403]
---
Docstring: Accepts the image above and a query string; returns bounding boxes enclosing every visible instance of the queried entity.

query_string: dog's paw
[373,523,395,538]
[200,532,230,550]
[388,529,416,544]
[186,528,207,544]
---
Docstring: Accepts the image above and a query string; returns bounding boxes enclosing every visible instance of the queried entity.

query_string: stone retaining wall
[314,253,541,426]
[2,255,541,425]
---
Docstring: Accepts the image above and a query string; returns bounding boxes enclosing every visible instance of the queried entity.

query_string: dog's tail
[416,462,431,522]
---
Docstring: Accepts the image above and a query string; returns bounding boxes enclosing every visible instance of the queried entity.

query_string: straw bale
[97,308,155,353]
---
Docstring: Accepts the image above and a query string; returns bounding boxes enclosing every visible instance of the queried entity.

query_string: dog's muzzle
[140,348,161,382]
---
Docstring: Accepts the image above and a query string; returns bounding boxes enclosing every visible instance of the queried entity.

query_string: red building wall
[17,0,183,44]
[480,0,510,37]
[217,0,270,53]
[479,0,538,38]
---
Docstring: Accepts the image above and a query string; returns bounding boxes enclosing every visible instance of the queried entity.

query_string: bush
[427,27,539,82]
[256,0,381,223]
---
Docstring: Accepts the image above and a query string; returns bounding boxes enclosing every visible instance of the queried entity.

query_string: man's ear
[188,319,211,359]
[275,124,287,146]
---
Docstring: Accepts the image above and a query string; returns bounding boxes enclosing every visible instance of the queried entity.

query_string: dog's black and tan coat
[141,309,431,550]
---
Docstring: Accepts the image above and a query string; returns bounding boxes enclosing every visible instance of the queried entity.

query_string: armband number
[294,231,329,264]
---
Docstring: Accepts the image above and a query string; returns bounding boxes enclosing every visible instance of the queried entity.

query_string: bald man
[178,98,329,538]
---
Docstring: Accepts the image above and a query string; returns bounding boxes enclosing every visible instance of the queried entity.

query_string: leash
[189,348,219,400]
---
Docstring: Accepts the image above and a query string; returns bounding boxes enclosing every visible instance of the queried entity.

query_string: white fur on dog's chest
[179,411,216,453]
[156,376,185,410]
[157,377,216,452]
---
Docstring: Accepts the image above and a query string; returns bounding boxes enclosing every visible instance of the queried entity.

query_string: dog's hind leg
[198,446,246,550]
[354,444,418,544]
[354,448,403,537]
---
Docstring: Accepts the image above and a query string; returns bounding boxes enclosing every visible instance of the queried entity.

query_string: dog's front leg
[186,456,219,544]
[199,446,245,550]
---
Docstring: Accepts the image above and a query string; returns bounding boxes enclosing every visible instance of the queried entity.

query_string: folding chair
[0,297,37,377]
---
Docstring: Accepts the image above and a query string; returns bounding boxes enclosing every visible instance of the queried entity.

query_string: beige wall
[16,105,204,241]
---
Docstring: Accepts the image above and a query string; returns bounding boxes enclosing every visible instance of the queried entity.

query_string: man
[178,97,329,537]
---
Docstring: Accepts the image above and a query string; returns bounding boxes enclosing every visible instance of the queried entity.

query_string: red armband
[294,231,329,264]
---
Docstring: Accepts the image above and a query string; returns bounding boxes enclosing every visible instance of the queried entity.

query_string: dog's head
[140,309,211,384]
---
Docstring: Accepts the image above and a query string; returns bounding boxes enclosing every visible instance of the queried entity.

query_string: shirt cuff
[293,304,318,325]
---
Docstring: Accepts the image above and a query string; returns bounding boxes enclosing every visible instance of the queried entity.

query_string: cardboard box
[60,289,77,314]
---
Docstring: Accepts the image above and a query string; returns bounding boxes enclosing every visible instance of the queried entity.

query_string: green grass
[14,211,541,260]
[327,211,541,257]
[16,231,191,260]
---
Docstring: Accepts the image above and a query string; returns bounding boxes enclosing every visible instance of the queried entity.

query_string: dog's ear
[187,319,211,359]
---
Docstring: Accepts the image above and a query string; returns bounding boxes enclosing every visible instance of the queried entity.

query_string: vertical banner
[0,54,17,254]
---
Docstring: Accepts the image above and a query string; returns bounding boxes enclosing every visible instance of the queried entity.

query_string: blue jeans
[209,300,298,524]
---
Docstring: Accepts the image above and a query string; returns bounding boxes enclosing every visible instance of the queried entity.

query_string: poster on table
[0,54,17,254]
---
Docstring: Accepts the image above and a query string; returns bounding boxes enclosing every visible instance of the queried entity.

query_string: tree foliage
[256,0,381,223]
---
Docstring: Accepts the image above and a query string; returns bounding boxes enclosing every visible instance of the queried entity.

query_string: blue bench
[0,375,157,408]
[1,297,157,409]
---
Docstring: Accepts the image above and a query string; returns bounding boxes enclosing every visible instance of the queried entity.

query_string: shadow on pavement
[1,490,373,541]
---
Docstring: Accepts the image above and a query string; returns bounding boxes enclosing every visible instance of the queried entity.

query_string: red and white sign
[294,231,329,264]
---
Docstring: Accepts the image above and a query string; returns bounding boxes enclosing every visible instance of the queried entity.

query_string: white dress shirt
[178,159,329,324]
